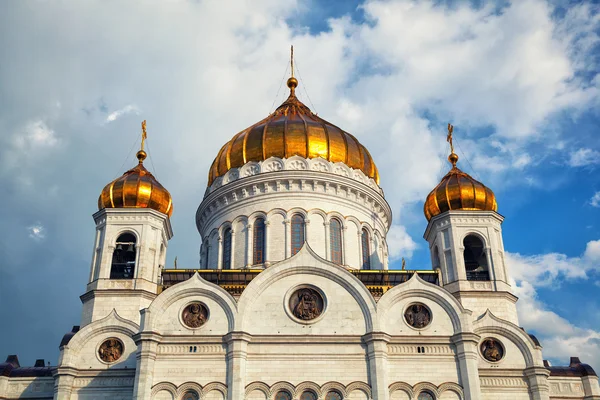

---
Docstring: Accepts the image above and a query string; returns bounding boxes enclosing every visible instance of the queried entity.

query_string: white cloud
[568,148,600,167]
[591,192,600,207]
[105,104,140,123]
[14,120,58,149]
[387,224,417,261]
[506,240,600,370]
[27,224,46,241]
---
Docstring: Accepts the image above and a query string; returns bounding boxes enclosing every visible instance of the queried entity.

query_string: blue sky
[0,0,599,372]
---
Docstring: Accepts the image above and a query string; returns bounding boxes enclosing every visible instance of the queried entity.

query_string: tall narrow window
[291,214,305,256]
[253,218,266,265]
[463,235,489,281]
[361,228,371,269]
[222,227,232,269]
[110,233,136,279]
[330,219,343,264]
[203,240,209,268]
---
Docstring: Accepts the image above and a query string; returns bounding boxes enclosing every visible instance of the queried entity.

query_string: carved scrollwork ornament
[98,338,124,363]
[480,337,505,362]
[289,287,324,321]
[182,302,209,328]
[404,303,432,329]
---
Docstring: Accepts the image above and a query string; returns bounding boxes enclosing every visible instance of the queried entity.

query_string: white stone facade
[1,157,599,400]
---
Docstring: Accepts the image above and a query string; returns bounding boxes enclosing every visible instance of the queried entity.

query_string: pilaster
[362,332,390,400]
[451,332,482,400]
[224,331,252,400]
[524,366,551,400]
[53,367,77,400]
[132,331,162,400]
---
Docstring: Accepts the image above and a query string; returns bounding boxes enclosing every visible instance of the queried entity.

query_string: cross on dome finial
[287,45,298,94]
[446,123,458,167]
[137,120,148,163]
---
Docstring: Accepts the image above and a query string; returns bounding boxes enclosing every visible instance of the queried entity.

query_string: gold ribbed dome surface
[424,152,497,221]
[208,78,379,186]
[99,125,173,217]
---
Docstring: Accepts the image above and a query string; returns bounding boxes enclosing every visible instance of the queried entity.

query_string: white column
[217,236,223,269]
[342,225,349,266]
[451,333,482,400]
[324,221,330,261]
[284,219,291,258]
[132,331,161,400]
[264,221,270,267]
[357,231,364,269]
[524,367,551,400]
[53,368,77,400]
[246,223,253,268]
[224,332,252,400]
[363,332,390,400]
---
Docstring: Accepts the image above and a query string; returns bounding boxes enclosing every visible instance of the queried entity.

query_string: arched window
[330,218,343,264]
[110,233,136,279]
[361,228,371,269]
[202,240,209,268]
[275,391,292,400]
[300,391,318,400]
[291,214,305,256]
[417,391,435,400]
[253,218,266,265]
[463,234,489,281]
[222,227,232,269]
[325,391,343,400]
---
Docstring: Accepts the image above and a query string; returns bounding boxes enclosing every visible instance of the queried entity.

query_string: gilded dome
[424,152,497,221]
[208,78,379,186]
[99,144,173,217]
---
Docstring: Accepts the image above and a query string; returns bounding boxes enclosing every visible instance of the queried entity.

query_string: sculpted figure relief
[404,303,432,329]
[481,338,504,362]
[290,288,323,321]
[98,338,123,363]
[182,302,209,328]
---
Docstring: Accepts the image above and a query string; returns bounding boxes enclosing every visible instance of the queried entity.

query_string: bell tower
[423,125,517,324]
[81,121,174,326]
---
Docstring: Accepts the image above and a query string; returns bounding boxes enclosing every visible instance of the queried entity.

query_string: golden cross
[290,45,294,78]
[446,123,454,154]
[141,120,147,151]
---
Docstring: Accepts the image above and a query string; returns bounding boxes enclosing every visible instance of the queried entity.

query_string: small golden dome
[98,122,173,217]
[424,152,497,221]
[208,82,379,186]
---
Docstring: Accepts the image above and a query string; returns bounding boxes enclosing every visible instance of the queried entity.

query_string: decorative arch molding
[474,309,541,366]
[176,382,203,398]
[60,309,139,364]
[320,382,348,398]
[295,381,322,397]
[145,272,238,332]
[236,243,379,331]
[269,381,297,398]
[388,382,413,398]
[245,382,271,398]
[413,382,441,397]
[438,382,464,397]
[377,273,471,334]
[202,382,228,398]
[345,381,372,398]
[110,228,141,245]
[151,382,178,398]
[459,230,490,249]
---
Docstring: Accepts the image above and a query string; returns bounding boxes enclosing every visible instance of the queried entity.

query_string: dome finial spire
[446,123,458,167]
[287,45,298,94]
[137,120,148,163]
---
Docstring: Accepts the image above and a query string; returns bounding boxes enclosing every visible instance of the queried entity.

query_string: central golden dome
[208,78,379,185]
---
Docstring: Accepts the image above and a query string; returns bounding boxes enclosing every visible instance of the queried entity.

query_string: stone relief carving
[404,303,432,329]
[98,338,124,363]
[480,338,504,362]
[289,287,324,321]
[182,302,209,328]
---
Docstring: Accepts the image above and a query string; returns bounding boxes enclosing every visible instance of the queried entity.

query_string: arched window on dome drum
[361,228,371,269]
[202,240,209,268]
[330,218,343,264]
[222,227,232,269]
[291,214,305,256]
[463,234,489,281]
[325,390,343,400]
[275,391,292,400]
[300,391,318,400]
[253,218,266,265]
[110,233,136,279]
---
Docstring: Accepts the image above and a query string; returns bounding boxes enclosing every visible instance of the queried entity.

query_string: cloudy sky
[0,0,599,372]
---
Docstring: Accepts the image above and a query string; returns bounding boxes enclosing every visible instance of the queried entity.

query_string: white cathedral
[1,66,599,400]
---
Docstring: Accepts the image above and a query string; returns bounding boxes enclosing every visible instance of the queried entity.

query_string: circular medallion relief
[182,302,209,328]
[480,337,504,362]
[289,287,324,321]
[98,338,124,363]
[404,303,432,329]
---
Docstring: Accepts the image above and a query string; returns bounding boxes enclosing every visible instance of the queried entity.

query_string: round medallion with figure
[98,338,124,363]
[289,287,324,321]
[404,303,432,329]
[182,302,209,328]
[480,337,504,362]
